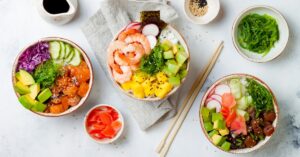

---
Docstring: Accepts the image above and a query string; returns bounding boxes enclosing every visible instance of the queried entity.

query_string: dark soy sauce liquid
[43,0,70,14]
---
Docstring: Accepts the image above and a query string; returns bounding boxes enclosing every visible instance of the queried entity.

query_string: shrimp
[114,50,130,66]
[124,33,151,55]
[122,43,145,65]
[112,66,132,84]
[118,29,140,41]
[107,41,127,73]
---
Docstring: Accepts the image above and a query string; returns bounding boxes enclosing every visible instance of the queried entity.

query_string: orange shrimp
[107,41,127,73]
[118,29,140,41]
[124,33,151,55]
[122,43,145,65]
[114,50,130,66]
[112,66,132,84]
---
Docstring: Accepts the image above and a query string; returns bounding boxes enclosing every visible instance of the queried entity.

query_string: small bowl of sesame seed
[184,0,220,25]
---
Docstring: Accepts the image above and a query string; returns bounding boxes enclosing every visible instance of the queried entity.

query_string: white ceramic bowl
[184,0,220,25]
[199,74,279,154]
[84,104,124,144]
[12,37,94,117]
[107,25,190,101]
[232,5,289,62]
[36,0,78,25]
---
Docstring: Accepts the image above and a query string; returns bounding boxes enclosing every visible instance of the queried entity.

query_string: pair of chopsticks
[156,41,224,157]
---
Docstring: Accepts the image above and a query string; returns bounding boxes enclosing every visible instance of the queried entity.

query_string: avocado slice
[201,107,211,122]
[14,81,30,95]
[37,88,52,103]
[213,120,226,130]
[18,95,37,109]
[163,50,174,59]
[204,122,214,132]
[29,83,40,99]
[16,70,35,85]
[212,113,223,122]
[221,141,231,151]
[175,51,188,65]
[208,130,219,138]
[161,40,173,51]
[168,75,181,86]
[179,69,188,80]
[166,60,180,75]
[219,128,229,136]
[173,44,185,54]
[31,102,47,112]
[59,41,66,59]
[211,134,223,146]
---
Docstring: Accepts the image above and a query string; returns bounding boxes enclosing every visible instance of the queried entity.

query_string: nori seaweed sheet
[140,11,167,31]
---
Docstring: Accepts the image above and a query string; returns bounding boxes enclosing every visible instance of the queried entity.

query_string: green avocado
[211,134,224,146]
[175,51,188,66]
[18,95,37,109]
[201,107,211,122]
[37,88,52,103]
[173,44,185,54]
[161,40,173,51]
[212,113,223,122]
[213,120,226,130]
[31,102,47,112]
[166,60,180,75]
[219,128,229,136]
[29,83,40,99]
[168,75,181,86]
[204,122,214,132]
[14,81,30,95]
[208,130,219,138]
[16,70,35,86]
[221,141,231,151]
[163,50,174,59]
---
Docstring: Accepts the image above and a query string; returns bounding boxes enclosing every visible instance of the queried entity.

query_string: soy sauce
[43,0,70,14]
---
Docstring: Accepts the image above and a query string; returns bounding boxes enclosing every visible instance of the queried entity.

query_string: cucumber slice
[65,44,72,58]
[68,49,81,66]
[64,49,75,63]
[49,41,60,59]
[59,42,66,59]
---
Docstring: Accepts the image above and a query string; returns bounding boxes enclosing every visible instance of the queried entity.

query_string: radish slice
[206,100,221,112]
[146,35,157,49]
[210,95,222,103]
[142,24,159,36]
[126,22,142,31]
[215,84,231,96]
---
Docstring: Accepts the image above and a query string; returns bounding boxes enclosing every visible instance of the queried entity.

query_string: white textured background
[0,0,299,156]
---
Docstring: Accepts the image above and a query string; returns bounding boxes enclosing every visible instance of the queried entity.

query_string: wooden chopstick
[156,41,224,157]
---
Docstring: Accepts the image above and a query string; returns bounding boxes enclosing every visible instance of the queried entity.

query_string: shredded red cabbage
[17,41,50,72]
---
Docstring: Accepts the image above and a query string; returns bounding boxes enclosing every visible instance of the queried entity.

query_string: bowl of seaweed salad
[232,5,289,63]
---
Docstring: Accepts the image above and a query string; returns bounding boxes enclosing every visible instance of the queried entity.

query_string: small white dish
[184,0,220,25]
[232,5,289,63]
[35,0,78,25]
[84,104,124,144]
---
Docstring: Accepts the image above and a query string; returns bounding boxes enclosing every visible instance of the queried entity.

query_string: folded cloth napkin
[81,0,178,130]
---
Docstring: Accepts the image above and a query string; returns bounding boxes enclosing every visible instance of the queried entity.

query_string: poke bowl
[84,104,124,144]
[199,74,279,153]
[107,11,190,101]
[12,37,94,117]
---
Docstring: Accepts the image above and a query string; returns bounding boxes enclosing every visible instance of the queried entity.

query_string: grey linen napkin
[81,0,178,130]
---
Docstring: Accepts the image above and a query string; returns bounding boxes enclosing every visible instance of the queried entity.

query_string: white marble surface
[1,0,300,156]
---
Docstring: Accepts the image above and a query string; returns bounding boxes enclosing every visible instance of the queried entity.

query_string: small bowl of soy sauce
[36,0,78,25]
